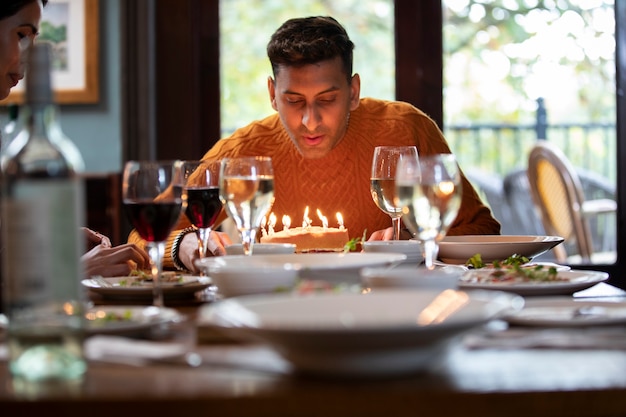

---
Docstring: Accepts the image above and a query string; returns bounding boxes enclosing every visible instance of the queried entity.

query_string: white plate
[438,235,564,264]
[199,289,522,377]
[197,253,407,285]
[1,307,183,337]
[85,306,183,335]
[506,298,626,327]
[459,269,608,296]
[81,275,212,300]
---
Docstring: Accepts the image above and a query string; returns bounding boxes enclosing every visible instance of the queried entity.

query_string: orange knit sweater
[129,98,500,268]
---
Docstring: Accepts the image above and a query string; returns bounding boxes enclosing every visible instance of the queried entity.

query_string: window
[443,0,616,264]
[219,0,395,135]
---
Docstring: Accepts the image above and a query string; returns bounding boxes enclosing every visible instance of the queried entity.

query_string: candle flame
[336,212,344,230]
[282,215,291,230]
[317,209,328,229]
[268,212,277,235]
[302,206,312,228]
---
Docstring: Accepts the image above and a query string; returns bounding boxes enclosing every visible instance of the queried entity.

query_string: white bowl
[360,265,462,290]
[225,243,296,256]
[195,257,299,297]
[362,240,424,265]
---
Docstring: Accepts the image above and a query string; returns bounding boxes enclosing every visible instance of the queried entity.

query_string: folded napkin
[464,326,626,350]
[85,335,193,366]
[85,335,291,374]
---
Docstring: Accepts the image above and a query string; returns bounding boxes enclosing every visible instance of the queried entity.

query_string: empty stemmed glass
[179,160,222,259]
[395,154,462,269]
[370,146,419,240]
[219,156,274,255]
[122,160,184,307]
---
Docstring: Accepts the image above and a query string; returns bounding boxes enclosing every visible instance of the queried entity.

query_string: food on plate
[85,309,133,324]
[261,226,349,252]
[465,253,530,269]
[463,253,564,283]
[118,270,185,286]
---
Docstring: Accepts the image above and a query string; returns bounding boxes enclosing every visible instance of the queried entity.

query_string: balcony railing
[444,98,617,183]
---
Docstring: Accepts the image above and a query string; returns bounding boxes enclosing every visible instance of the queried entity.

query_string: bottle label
[1,178,85,310]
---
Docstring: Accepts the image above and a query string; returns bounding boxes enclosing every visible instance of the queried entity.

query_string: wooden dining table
[2,281,626,417]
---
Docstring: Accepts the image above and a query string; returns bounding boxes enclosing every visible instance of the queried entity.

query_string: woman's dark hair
[0,0,47,21]
[267,16,354,83]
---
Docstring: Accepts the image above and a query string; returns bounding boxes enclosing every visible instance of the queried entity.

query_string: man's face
[268,56,360,159]
[0,1,43,100]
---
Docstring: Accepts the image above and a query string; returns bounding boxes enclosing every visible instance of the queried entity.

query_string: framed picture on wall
[6,0,99,104]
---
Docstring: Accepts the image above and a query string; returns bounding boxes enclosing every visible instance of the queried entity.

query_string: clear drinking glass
[370,146,419,240]
[219,156,274,255]
[395,154,462,269]
[122,160,184,307]
[179,160,222,259]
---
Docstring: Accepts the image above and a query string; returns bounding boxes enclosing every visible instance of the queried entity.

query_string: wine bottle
[0,42,87,382]
[1,104,20,155]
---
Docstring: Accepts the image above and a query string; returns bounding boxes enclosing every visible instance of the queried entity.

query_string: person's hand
[82,227,112,249]
[368,227,394,241]
[81,228,150,277]
[178,231,233,272]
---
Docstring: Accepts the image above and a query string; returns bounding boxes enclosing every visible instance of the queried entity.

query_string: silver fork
[91,275,113,288]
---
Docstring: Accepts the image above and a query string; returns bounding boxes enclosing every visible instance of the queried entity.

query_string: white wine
[0,43,87,382]
[396,181,462,241]
[221,175,275,231]
[370,178,403,218]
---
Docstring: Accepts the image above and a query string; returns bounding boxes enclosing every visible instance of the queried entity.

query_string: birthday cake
[260,226,349,252]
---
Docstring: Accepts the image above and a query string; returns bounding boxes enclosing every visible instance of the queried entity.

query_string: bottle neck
[25,102,59,144]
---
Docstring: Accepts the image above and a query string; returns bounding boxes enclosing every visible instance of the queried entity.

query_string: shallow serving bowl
[196,257,299,297]
[198,289,523,378]
[437,235,564,264]
[360,265,462,290]
[199,253,406,286]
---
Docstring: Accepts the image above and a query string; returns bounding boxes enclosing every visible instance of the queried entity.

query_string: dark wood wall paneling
[395,0,443,128]
[120,1,624,282]
[154,0,220,161]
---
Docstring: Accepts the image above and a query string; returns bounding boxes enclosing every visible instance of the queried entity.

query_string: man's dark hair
[267,16,354,83]
[0,0,48,22]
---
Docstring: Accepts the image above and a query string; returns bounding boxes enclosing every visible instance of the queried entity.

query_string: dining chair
[526,141,616,263]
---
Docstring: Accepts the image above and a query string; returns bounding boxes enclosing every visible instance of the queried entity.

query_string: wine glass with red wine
[122,160,184,307]
[179,160,222,259]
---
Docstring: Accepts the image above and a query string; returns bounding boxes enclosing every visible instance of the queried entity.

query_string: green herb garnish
[344,229,367,252]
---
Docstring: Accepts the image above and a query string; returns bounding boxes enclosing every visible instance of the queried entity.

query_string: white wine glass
[370,146,418,240]
[122,160,184,307]
[179,160,222,259]
[219,156,274,255]
[395,154,462,269]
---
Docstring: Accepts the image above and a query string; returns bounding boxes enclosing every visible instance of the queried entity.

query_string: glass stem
[147,241,165,307]
[240,228,257,256]
[196,228,211,258]
[391,217,402,240]
[423,239,439,270]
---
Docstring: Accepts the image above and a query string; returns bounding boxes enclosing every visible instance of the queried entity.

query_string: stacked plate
[362,240,424,265]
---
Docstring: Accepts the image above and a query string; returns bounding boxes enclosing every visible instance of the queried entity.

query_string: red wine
[124,201,182,242]
[185,187,222,229]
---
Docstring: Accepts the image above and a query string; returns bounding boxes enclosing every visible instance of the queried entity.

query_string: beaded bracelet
[171,226,197,271]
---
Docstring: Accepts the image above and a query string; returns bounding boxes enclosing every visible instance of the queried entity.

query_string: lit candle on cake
[302,206,312,228]
[282,215,291,231]
[268,212,277,235]
[317,209,328,229]
[336,212,344,230]
[260,215,268,237]
[260,207,349,252]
